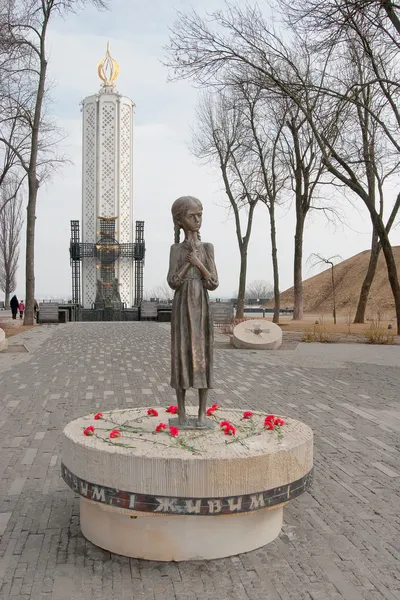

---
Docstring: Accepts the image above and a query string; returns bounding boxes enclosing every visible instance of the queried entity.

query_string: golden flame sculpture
[97,42,120,86]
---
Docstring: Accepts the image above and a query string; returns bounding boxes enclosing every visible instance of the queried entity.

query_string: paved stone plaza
[0,322,399,600]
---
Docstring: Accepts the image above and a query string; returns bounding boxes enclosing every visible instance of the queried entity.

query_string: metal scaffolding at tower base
[69,219,145,318]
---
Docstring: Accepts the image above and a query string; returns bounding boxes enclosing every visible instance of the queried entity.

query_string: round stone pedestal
[80,497,283,561]
[0,329,8,352]
[233,319,282,350]
[62,408,313,561]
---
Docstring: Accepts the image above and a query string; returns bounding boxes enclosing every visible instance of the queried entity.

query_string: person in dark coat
[10,295,19,320]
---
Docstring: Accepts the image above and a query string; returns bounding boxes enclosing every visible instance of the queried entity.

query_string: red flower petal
[220,420,230,429]
[264,422,275,430]
[242,411,253,419]
[94,412,103,420]
[274,418,285,426]
[169,426,179,437]
[265,414,275,422]
[156,423,167,432]
[109,429,121,438]
[224,424,236,436]
[83,426,95,436]
[166,405,178,414]
[147,408,158,417]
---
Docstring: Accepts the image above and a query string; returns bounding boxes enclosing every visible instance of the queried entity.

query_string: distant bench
[38,303,60,324]
[211,302,233,326]
[140,302,158,321]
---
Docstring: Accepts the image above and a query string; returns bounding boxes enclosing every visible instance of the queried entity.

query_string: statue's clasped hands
[187,251,202,268]
[186,243,202,269]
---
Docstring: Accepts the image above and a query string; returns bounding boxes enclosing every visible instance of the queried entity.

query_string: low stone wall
[0,328,8,352]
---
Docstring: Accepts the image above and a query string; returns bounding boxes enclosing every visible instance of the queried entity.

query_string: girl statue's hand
[187,251,202,268]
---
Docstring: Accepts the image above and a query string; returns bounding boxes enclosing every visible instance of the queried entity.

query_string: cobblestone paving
[0,322,399,600]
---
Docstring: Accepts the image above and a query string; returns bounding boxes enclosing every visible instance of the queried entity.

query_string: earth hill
[276,247,400,317]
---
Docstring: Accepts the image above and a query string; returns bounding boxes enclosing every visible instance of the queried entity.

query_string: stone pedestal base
[62,408,313,561]
[80,497,283,561]
[0,329,8,352]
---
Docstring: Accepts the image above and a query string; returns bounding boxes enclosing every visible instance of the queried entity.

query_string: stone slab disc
[62,408,313,498]
[233,319,282,350]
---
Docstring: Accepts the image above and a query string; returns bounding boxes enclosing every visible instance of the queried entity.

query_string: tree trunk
[380,236,400,334]
[269,205,280,323]
[23,37,48,326]
[331,264,337,325]
[24,175,38,325]
[369,209,400,333]
[354,229,380,323]
[236,245,248,319]
[293,214,305,320]
[233,201,256,320]
[4,286,10,309]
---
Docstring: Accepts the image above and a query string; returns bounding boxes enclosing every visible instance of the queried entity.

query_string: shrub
[364,317,395,345]
[302,318,334,343]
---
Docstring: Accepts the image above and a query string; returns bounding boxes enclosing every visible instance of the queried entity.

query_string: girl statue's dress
[167,241,219,390]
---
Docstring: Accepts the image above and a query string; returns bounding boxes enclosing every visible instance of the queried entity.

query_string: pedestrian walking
[19,300,25,319]
[10,295,19,320]
[34,299,38,320]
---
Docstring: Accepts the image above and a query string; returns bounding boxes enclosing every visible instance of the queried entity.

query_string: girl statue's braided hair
[171,196,203,243]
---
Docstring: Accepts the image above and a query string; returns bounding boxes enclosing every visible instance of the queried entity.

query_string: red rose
[169,426,179,437]
[166,405,178,414]
[109,429,121,439]
[156,423,167,432]
[83,426,95,436]
[242,411,253,419]
[94,412,103,420]
[274,417,285,426]
[264,421,275,430]
[219,421,236,435]
[265,414,275,422]
[147,408,158,417]
[206,403,221,417]
[224,423,236,436]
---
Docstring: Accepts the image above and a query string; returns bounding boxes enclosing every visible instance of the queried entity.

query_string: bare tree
[235,74,337,324]
[165,3,400,333]
[282,1,400,323]
[192,91,259,319]
[0,180,23,306]
[282,101,334,320]
[234,82,288,323]
[346,40,400,322]
[245,279,274,301]
[0,108,24,213]
[0,0,108,325]
[147,283,174,302]
[308,253,342,324]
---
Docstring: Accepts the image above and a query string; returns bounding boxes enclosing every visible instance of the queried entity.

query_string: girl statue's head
[171,196,203,244]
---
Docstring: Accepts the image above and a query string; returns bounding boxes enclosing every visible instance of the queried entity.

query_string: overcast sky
[13,0,400,300]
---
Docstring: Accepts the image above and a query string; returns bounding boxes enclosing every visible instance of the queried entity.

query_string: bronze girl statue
[167,196,219,427]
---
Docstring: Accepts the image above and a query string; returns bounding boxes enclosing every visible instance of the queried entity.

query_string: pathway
[0,323,399,600]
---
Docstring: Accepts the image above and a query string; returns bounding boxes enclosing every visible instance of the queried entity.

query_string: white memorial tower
[81,44,135,308]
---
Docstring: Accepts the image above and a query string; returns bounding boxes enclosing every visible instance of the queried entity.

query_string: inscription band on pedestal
[61,463,313,516]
